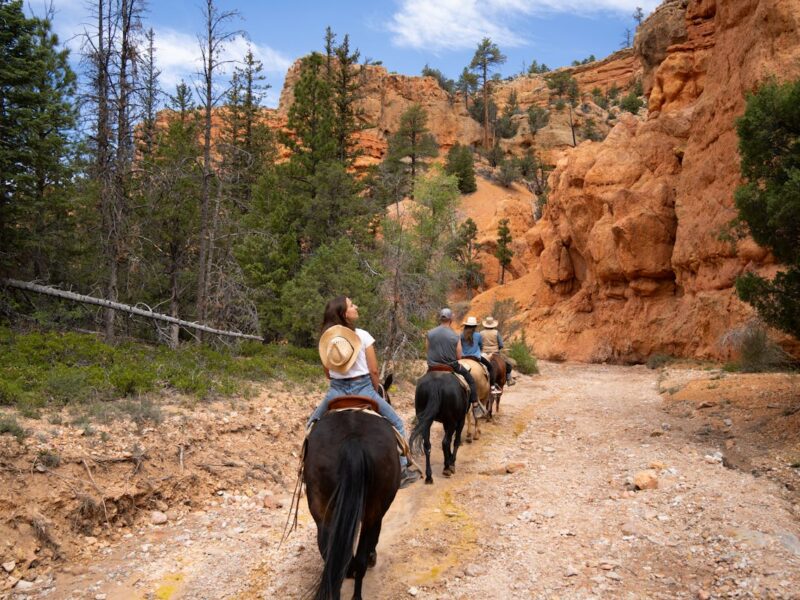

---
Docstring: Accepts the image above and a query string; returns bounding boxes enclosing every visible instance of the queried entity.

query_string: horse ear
[383,373,393,390]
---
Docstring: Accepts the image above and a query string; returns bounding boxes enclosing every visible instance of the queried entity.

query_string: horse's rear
[458,358,490,442]
[410,371,468,484]
[304,410,400,600]
[488,353,508,417]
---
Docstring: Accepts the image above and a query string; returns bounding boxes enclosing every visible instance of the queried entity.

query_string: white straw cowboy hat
[482,316,498,328]
[462,316,479,327]
[319,325,362,373]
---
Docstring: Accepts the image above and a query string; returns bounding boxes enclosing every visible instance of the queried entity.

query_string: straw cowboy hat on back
[319,325,362,373]
[462,316,479,327]
[482,316,498,328]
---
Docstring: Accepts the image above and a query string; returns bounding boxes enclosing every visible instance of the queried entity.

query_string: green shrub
[109,364,157,396]
[729,323,790,372]
[0,380,23,406]
[508,334,539,375]
[37,449,61,468]
[0,415,26,441]
[620,92,644,114]
[118,398,163,427]
[646,353,673,370]
[496,159,520,187]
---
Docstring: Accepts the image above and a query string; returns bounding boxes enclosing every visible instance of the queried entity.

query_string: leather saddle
[327,395,380,413]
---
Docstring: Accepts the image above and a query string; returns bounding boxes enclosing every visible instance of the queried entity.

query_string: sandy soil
[2,362,800,599]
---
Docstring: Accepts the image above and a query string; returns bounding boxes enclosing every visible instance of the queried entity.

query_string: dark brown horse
[409,370,469,484]
[303,376,400,600]
[487,353,508,419]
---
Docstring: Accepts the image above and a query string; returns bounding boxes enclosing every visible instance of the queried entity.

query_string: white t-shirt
[330,328,375,379]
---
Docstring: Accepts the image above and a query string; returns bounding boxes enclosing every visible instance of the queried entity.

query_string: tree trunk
[482,65,489,148]
[197,0,214,332]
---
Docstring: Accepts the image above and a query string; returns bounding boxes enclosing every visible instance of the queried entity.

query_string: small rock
[704,452,723,464]
[649,461,666,470]
[150,511,168,525]
[542,446,556,453]
[95,594,107,600]
[606,572,622,581]
[505,462,525,474]
[697,591,710,600]
[633,470,659,490]
[621,521,639,536]
[464,564,483,577]
[723,418,732,427]
[2,561,15,573]
[15,580,36,591]
[564,566,578,577]
[407,586,419,596]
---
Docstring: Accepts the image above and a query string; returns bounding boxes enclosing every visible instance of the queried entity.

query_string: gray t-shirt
[427,325,459,366]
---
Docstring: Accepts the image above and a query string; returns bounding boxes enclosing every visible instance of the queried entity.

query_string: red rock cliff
[468,0,800,362]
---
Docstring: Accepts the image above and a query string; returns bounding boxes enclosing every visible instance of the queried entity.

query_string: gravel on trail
[8,362,800,600]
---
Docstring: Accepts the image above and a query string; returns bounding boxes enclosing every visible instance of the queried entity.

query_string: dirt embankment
[1,363,799,599]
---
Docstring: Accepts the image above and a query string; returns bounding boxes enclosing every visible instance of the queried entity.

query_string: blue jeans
[308,375,408,467]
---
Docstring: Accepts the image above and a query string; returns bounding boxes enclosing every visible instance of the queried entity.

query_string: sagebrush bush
[721,321,790,372]
[0,415,26,441]
[508,334,539,375]
[646,353,673,370]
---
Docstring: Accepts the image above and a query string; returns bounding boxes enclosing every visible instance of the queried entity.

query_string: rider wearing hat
[425,308,487,419]
[309,295,420,488]
[481,316,515,386]
[460,315,498,392]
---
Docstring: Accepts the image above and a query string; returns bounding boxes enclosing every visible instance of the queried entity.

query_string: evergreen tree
[456,67,478,110]
[422,64,455,96]
[284,52,337,182]
[733,78,800,338]
[0,2,76,278]
[527,105,550,135]
[445,143,477,194]
[545,71,580,146]
[495,218,513,284]
[495,90,520,139]
[386,104,438,192]
[633,7,645,27]
[140,82,202,346]
[324,27,364,166]
[469,38,506,148]
[449,217,483,299]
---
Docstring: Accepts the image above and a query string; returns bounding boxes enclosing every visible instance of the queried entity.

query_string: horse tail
[409,378,441,455]
[314,437,368,600]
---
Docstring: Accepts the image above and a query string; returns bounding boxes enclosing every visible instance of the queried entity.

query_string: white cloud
[388,0,661,51]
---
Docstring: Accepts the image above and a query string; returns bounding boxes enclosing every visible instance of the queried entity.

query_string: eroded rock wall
[468,0,800,362]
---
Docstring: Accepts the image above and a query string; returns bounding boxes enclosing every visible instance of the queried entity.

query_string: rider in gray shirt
[425,308,485,418]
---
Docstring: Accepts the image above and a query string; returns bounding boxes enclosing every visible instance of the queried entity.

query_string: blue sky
[42,0,661,108]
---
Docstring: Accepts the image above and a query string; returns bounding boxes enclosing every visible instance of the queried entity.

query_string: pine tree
[456,67,478,110]
[449,217,484,299]
[386,104,438,191]
[445,144,477,194]
[469,38,506,148]
[324,28,364,166]
[733,78,800,338]
[0,1,77,277]
[495,218,513,284]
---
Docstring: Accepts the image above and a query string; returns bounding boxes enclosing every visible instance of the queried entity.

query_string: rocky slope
[467,0,800,362]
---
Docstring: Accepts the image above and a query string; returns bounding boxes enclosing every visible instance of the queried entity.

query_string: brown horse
[459,358,490,443]
[487,353,508,419]
[303,375,400,600]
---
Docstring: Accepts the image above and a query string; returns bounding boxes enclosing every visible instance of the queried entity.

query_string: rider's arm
[365,344,381,392]
[456,339,463,360]
[497,332,504,350]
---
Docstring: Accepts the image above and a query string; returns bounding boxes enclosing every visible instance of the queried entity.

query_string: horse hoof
[450,465,456,474]
[368,551,377,568]
[425,477,434,485]
[465,436,472,444]
[442,468,452,477]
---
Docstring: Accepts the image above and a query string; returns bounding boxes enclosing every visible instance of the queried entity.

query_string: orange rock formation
[467,0,800,362]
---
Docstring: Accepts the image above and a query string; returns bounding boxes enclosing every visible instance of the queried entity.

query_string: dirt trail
[9,362,800,599]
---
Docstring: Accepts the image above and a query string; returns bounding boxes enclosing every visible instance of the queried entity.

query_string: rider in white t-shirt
[308,295,420,488]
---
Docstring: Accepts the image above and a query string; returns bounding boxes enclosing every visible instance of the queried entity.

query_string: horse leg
[351,522,381,600]
[423,434,433,485]
[465,412,473,444]
[442,425,455,476]
[452,419,463,472]
[474,409,481,441]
